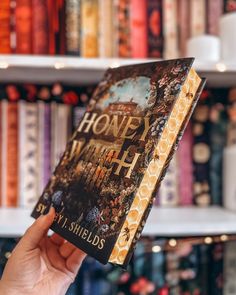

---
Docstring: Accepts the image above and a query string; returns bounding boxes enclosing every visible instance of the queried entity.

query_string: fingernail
[48,206,55,216]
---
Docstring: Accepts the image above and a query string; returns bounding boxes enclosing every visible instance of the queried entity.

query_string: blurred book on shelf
[0,235,234,294]
[0,84,236,210]
[0,83,95,208]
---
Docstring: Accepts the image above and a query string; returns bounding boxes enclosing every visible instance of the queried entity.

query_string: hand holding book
[0,207,86,295]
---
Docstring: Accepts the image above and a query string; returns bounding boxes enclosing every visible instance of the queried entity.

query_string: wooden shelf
[1,206,236,238]
[0,55,235,86]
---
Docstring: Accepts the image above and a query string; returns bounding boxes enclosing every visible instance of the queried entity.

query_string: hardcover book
[32,59,205,266]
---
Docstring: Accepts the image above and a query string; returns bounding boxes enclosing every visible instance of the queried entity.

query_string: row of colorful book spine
[0,0,235,58]
[0,84,235,208]
[0,83,94,208]
[156,87,234,207]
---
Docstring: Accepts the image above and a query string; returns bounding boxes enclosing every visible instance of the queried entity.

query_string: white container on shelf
[223,145,236,211]
[186,35,220,61]
[220,12,236,61]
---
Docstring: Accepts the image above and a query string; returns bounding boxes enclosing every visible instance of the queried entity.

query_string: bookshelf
[0,55,235,86]
[1,206,236,238]
[0,54,235,238]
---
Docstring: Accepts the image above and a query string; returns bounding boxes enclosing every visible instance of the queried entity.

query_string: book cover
[15,0,32,54]
[147,0,163,58]
[130,0,147,58]
[81,0,98,57]
[32,59,204,266]
[65,0,80,55]
[0,0,11,53]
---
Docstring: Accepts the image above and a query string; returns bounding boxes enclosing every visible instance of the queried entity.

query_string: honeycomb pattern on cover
[109,69,202,264]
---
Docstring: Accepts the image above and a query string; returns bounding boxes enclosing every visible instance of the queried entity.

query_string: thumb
[20,207,55,251]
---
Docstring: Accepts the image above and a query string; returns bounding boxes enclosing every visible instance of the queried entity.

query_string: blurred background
[1,0,236,294]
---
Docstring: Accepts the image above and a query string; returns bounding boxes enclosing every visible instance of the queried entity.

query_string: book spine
[21,103,38,208]
[198,245,210,294]
[1,100,7,207]
[209,243,223,295]
[207,0,223,35]
[192,100,211,206]
[224,147,236,212]
[37,101,45,196]
[65,0,80,55]
[73,106,86,131]
[47,0,55,55]
[10,0,16,53]
[190,0,206,37]
[116,0,131,58]
[56,104,71,164]
[32,0,49,54]
[58,0,66,55]
[51,102,58,171]
[0,0,11,53]
[98,0,113,57]
[81,0,98,57]
[0,102,2,206]
[209,101,227,205]
[147,0,163,58]
[18,100,25,207]
[6,102,18,207]
[224,0,236,12]
[15,0,32,53]
[165,252,180,293]
[193,102,211,206]
[177,0,190,57]
[159,154,179,206]
[163,0,179,59]
[130,0,147,58]
[178,123,193,205]
[224,241,236,294]
[43,103,51,187]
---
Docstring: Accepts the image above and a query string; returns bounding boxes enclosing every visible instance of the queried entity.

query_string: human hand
[0,207,86,295]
